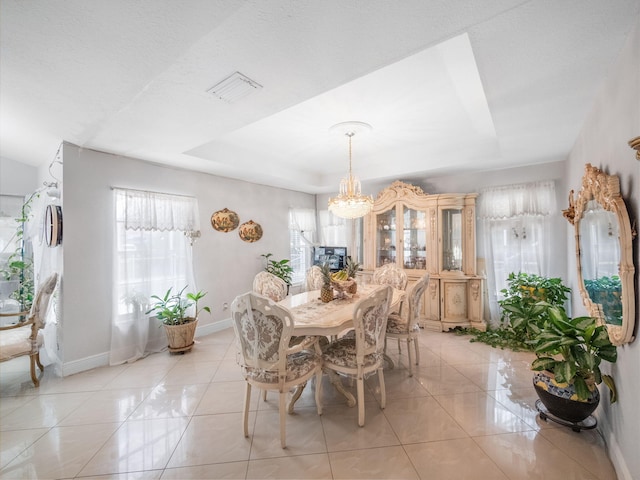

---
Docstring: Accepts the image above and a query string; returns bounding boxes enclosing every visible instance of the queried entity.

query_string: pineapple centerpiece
[345,257,360,294]
[319,262,334,303]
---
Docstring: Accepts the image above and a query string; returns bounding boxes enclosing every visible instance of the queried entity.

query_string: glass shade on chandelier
[328,123,374,219]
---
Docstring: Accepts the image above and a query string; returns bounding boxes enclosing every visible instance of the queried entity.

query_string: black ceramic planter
[533,372,599,423]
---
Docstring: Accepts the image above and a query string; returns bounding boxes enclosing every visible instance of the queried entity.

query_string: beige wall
[61,144,315,366]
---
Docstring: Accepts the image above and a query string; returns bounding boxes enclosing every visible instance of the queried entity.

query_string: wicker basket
[164,318,198,353]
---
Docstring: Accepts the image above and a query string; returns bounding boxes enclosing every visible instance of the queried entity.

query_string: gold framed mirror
[564,164,636,345]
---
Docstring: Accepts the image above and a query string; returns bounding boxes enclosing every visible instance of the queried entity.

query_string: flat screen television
[313,246,348,272]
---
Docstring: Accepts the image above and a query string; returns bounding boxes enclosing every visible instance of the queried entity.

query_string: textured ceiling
[1,0,638,193]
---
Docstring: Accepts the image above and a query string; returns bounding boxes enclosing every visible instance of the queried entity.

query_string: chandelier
[327,122,374,219]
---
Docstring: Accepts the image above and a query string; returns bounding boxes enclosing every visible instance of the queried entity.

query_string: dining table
[278,283,405,411]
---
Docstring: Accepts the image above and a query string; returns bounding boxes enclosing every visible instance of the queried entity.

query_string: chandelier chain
[347,132,354,177]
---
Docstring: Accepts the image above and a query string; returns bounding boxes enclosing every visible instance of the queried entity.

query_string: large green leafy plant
[146,286,210,326]
[498,272,571,343]
[462,273,571,351]
[530,305,617,403]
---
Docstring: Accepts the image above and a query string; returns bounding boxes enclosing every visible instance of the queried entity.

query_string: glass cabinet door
[403,207,426,269]
[442,208,463,271]
[376,209,396,267]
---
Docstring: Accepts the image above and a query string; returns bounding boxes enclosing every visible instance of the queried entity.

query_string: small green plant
[529,304,617,403]
[146,286,210,326]
[261,253,293,286]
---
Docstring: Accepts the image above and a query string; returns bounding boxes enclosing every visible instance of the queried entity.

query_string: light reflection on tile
[435,390,533,436]
[474,430,602,479]
[404,437,508,479]
[0,423,119,479]
[329,445,419,479]
[78,417,190,476]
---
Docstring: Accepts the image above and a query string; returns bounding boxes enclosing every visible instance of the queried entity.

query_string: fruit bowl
[331,279,356,299]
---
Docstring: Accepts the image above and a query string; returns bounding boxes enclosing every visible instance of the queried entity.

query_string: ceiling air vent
[207,72,262,103]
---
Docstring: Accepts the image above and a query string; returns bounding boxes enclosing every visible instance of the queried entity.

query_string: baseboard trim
[60,319,233,377]
[196,318,232,337]
[598,412,632,480]
[62,352,110,377]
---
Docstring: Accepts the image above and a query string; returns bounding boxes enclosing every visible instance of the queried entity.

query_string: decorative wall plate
[238,220,263,243]
[211,208,240,232]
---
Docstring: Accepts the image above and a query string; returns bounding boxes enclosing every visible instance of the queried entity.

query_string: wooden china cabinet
[362,181,485,331]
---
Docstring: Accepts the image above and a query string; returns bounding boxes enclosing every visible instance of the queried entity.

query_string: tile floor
[0,328,617,479]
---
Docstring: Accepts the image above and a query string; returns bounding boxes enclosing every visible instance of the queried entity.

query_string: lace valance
[114,188,200,232]
[478,181,556,220]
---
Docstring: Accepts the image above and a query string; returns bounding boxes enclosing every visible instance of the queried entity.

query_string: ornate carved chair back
[305,265,324,291]
[252,271,287,302]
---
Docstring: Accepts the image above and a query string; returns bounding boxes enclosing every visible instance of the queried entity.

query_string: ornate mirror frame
[564,163,636,345]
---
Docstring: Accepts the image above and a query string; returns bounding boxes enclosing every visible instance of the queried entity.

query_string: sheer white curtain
[318,210,347,247]
[478,181,556,323]
[289,208,316,285]
[110,189,200,365]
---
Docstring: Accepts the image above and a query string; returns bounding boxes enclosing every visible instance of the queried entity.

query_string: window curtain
[289,208,316,285]
[478,181,556,324]
[110,189,200,365]
[318,210,347,247]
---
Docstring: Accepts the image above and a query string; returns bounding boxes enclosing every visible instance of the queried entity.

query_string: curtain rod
[110,186,197,199]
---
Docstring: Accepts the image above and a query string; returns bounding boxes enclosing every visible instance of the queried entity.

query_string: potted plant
[529,304,617,424]
[146,286,210,353]
[261,253,293,292]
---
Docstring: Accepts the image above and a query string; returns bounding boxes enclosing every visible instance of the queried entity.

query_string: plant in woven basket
[319,262,334,303]
[146,286,210,326]
[145,286,211,353]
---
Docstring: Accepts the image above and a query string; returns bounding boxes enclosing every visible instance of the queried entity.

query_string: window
[289,209,316,285]
[478,181,556,322]
[111,188,200,365]
[0,195,25,311]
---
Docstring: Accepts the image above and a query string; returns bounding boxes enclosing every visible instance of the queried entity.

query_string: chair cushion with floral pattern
[321,338,382,368]
[243,350,322,383]
[385,313,420,334]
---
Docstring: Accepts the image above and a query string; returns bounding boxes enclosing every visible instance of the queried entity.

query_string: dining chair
[385,273,429,377]
[372,264,408,314]
[0,273,59,387]
[305,265,324,291]
[252,271,288,302]
[230,291,323,448]
[321,285,392,426]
